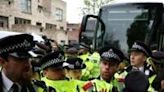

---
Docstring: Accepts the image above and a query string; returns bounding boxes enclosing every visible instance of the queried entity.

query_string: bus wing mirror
[79,15,105,50]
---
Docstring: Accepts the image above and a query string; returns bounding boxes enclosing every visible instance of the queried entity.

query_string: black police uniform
[0,34,54,92]
[116,41,157,92]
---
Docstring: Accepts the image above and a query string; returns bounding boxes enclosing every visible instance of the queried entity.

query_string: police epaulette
[32,80,47,88]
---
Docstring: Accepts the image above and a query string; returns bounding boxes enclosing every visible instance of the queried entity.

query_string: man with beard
[0,33,53,92]
[0,33,35,92]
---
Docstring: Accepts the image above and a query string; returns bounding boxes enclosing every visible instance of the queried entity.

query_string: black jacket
[0,72,3,92]
[0,71,36,92]
[125,64,156,78]
[0,71,56,92]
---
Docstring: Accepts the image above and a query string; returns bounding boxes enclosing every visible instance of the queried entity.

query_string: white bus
[80,0,164,55]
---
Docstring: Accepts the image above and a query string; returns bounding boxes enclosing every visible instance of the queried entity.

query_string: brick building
[0,0,68,44]
[67,23,80,44]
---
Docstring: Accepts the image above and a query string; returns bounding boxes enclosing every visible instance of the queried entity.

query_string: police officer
[0,33,34,92]
[63,57,87,92]
[0,34,56,92]
[129,41,153,72]
[0,33,50,92]
[40,50,81,92]
[40,50,66,80]
[83,47,125,92]
[63,57,86,80]
[115,41,157,92]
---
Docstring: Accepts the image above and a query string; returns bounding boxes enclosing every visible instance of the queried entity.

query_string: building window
[36,22,42,26]
[15,17,31,24]
[21,0,31,13]
[0,22,4,27]
[0,16,8,28]
[55,8,63,22]
[46,23,56,29]
[60,26,64,30]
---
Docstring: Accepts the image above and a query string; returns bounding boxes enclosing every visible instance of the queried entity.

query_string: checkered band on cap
[0,40,31,54]
[101,49,121,61]
[41,53,64,69]
[132,42,149,56]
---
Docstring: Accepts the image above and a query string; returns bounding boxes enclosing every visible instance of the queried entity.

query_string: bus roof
[109,0,164,5]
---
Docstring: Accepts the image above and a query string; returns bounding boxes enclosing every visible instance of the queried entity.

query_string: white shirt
[2,70,13,92]
[132,66,144,72]
[2,70,21,92]
[138,66,144,72]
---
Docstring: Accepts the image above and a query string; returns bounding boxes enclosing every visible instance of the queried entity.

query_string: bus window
[96,3,162,54]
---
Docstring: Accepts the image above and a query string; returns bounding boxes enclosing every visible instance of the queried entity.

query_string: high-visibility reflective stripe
[149,75,156,84]
[148,74,157,92]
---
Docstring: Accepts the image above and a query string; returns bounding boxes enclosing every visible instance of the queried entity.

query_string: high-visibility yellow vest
[81,61,94,80]
[148,74,157,92]
[80,52,100,80]
[79,52,90,62]
[37,87,45,92]
[89,52,100,63]
[32,80,50,92]
[110,78,120,92]
[71,79,87,92]
[83,79,113,92]
[42,77,81,92]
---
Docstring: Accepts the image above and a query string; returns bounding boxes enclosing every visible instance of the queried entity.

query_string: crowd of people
[0,33,164,92]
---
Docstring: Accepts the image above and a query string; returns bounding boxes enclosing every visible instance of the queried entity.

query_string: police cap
[0,33,35,59]
[130,41,152,57]
[40,50,65,70]
[100,47,125,63]
[63,57,86,69]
